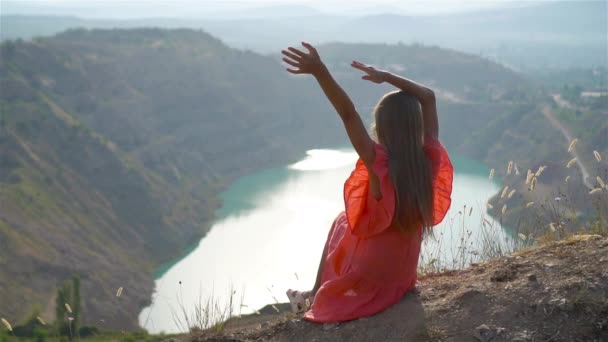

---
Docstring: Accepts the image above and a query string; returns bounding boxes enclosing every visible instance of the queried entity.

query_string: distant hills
[1,0,606,69]
[0,28,605,329]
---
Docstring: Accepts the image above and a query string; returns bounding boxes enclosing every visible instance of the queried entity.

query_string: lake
[139,147,507,333]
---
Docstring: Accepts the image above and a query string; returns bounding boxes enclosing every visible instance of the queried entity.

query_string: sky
[1,0,544,18]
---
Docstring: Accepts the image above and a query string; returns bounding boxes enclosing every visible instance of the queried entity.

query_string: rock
[527,273,537,281]
[474,324,497,342]
[511,330,532,341]
[548,297,566,310]
[491,266,516,282]
[257,322,270,330]
[322,323,339,331]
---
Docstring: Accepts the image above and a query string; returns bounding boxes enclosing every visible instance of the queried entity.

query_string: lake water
[139,147,506,333]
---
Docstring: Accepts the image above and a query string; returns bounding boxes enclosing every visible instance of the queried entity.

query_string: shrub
[78,325,99,338]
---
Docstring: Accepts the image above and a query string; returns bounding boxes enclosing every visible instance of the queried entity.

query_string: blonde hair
[372,91,434,235]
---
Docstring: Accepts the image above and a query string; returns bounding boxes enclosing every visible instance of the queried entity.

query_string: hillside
[0,28,604,331]
[0,28,346,329]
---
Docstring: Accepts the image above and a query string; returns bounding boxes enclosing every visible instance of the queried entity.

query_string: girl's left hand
[281,42,326,76]
[351,61,387,84]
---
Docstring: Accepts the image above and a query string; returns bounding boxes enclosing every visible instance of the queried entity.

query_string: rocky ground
[171,234,608,341]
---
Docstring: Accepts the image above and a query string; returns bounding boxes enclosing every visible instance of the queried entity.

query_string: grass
[419,137,607,275]
[0,331,175,342]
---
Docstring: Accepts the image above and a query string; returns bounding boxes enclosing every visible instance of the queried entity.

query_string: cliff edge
[178,234,607,341]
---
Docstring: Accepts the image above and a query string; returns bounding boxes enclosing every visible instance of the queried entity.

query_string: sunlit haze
[2,0,543,18]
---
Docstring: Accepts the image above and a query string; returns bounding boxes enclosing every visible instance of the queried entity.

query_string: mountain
[0,28,604,330]
[0,28,346,329]
[1,1,606,69]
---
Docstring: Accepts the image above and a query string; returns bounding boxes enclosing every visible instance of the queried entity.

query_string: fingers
[286,68,303,74]
[301,42,318,56]
[282,57,300,68]
[282,49,302,61]
[351,61,371,73]
[287,47,306,57]
[362,75,372,80]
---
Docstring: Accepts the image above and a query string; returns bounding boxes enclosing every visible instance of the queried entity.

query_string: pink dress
[303,135,453,322]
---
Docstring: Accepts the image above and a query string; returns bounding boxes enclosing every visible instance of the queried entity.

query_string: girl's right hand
[351,61,387,84]
[281,42,326,76]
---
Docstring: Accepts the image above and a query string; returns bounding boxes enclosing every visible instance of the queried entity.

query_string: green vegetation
[0,329,171,342]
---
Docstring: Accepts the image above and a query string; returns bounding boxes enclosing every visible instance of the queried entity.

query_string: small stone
[527,273,537,281]
[548,297,567,309]
[474,324,497,342]
[323,322,339,331]
[511,330,532,341]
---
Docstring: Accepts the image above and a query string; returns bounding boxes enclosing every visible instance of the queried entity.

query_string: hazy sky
[1,0,544,18]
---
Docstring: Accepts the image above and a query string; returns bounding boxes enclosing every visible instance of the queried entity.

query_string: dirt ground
[173,234,608,342]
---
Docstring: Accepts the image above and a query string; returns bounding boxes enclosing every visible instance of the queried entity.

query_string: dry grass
[171,284,244,334]
[419,142,607,275]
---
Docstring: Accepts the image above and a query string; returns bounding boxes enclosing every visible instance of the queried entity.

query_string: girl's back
[281,43,453,323]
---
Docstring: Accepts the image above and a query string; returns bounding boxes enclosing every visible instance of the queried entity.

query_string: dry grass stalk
[526,201,535,208]
[597,176,606,189]
[508,189,516,198]
[530,177,537,190]
[549,223,557,232]
[594,150,602,162]
[568,138,578,152]
[565,175,571,183]
[64,303,73,314]
[567,158,577,168]
[116,287,124,297]
[1,318,12,332]
[489,168,495,179]
[525,169,533,184]
[589,188,603,195]
[535,165,547,177]
[500,186,509,198]
[507,161,513,175]
[501,204,507,215]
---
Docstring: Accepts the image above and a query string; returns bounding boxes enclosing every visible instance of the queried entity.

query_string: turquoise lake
[139,147,507,333]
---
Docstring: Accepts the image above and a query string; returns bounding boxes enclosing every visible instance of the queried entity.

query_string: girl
[281,42,453,322]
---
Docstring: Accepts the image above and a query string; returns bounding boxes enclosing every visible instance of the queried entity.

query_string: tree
[54,275,81,340]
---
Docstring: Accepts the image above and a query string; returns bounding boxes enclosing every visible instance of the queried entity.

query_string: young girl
[281,42,453,323]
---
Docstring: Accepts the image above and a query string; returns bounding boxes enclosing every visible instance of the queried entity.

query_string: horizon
[1,0,550,19]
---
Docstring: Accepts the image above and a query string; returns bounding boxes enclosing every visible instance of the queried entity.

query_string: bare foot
[286,289,314,313]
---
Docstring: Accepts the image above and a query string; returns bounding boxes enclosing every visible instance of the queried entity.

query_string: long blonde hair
[372,91,434,235]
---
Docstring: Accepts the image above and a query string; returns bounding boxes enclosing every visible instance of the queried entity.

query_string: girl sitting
[282,42,453,322]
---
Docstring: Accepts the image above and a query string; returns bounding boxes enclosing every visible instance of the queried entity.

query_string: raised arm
[281,43,375,167]
[351,61,438,139]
